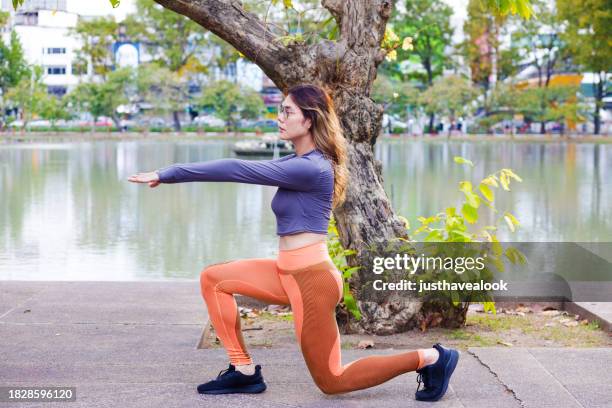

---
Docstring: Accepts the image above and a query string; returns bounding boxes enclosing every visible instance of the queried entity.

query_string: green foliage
[0,30,29,101]
[485,83,585,131]
[371,74,419,118]
[136,63,189,122]
[327,216,362,320]
[5,66,47,128]
[389,0,454,85]
[557,0,611,133]
[199,80,265,130]
[519,85,584,123]
[557,0,611,74]
[67,68,134,125]
[419,75,479,119]
[408,157,526,310]
[131,0,209,74]
[482,0,533,18]
[38,94,70,127]
[0,11,8,27]
[71,17,119,79]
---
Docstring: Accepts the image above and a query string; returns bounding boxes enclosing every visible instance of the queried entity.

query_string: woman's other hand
[127,171,160,188]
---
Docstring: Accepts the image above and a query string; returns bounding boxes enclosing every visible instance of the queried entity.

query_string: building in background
[1,0,79,96]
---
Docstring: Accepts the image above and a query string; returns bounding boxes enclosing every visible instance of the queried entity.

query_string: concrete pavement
[1,281,610,407]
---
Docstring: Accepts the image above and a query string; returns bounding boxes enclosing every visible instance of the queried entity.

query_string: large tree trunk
[154,0,464,333]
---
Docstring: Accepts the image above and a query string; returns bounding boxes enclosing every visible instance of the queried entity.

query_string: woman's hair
[287,84,348,209]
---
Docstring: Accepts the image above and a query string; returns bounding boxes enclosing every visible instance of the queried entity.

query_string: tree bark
[172,110,182,131]
[154,0,459,333]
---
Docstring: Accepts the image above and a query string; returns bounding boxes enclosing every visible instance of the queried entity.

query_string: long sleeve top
[156,148,334,236]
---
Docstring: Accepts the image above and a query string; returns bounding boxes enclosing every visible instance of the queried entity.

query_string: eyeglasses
[278,104,294,120]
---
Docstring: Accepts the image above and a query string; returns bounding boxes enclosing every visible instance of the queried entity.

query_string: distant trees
[557,0,611,134]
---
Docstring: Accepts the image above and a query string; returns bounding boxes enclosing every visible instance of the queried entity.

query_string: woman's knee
[314,379,342,395]
[200,261,232,288]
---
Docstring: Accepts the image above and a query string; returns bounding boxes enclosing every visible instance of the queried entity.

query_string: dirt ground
[201,303,611,352]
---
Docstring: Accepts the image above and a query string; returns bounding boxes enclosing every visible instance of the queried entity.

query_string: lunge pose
[128,84,459,401]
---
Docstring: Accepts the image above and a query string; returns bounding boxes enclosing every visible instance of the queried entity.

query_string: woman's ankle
[422,348,440,366]
[235,363,256,375]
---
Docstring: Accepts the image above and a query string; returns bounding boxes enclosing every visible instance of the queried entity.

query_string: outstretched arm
[129,156,320,191]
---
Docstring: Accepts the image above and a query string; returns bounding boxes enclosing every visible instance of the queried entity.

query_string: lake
[1,138,610,280]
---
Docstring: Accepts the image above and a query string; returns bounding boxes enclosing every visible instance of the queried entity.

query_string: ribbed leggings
[200,240,425,394]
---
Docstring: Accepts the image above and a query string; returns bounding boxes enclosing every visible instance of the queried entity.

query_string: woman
[128,84,459,402]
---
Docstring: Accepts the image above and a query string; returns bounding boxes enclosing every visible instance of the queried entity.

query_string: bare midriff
[278,231,327,251]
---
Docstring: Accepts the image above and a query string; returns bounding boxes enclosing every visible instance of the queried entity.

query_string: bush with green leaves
[327,216,362,320]
[328,156,526,322]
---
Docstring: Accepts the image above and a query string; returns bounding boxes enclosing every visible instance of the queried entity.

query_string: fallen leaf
[515,306,532,313]
[357,340,374,349]
[580,319,589,325]
[497,340,513,347]
[541,310,561,316]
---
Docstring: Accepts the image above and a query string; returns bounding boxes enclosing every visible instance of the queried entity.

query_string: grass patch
[467,314,533,332]
[258,311,293,322]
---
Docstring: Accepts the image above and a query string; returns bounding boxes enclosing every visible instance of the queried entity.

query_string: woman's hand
[127,171,161,188]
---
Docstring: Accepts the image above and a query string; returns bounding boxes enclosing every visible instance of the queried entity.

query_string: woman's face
[277,94,311,141]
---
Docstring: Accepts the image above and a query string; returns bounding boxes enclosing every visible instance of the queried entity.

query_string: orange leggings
[200,241,425,394]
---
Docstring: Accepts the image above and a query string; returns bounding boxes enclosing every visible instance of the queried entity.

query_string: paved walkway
[1,281,610,407]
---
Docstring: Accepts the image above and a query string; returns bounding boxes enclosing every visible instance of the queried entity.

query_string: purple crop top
[156,148,334,236]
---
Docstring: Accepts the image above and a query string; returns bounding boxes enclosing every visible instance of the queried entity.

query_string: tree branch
[153,0,289,85]
[321,0,344,25]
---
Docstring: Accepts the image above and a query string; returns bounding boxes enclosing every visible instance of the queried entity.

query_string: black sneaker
[197,364,267,394]
[415,343,459,401]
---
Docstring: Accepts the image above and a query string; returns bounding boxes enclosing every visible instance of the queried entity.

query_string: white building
[2,0,268,100]
[1,0,79,96]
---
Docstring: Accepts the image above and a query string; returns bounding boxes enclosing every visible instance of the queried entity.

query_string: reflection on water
[1,139,610,280]
[376,140,610,243]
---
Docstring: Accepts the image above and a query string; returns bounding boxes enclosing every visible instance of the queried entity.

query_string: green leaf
[504,247,517,263]
[499,172,510,191]
[502,168,523,182]
[451,230,473,240]
[479,184,494,202]
[504,212,520,226]
[483,301,497,315]
[491,236,503,256]
[414,225,429,235]
[454,156,474,167]
[462,203,478,224]
[109,0,120,7]
[425,230,444,242]
[504,215,516,232]
[464,191,481,208]
[451,291,461,307]
[459,181,473,193]
[283,0,293,9]
[481,176,499,188]
[343,293,361,320]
